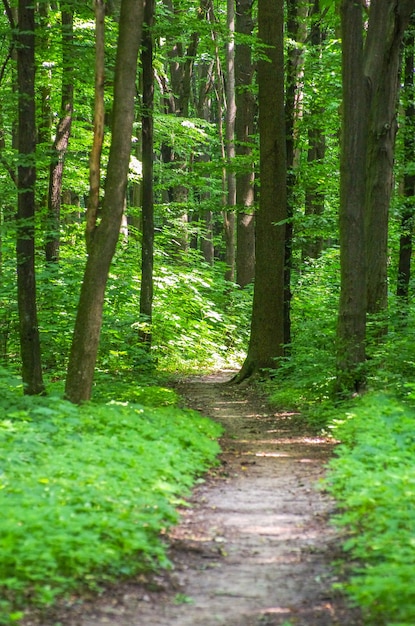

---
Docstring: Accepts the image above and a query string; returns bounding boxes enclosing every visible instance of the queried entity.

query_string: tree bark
[234,0,286,382]
[223,0,236,282]
[235,0,255,288]
[336,0,415,394]
[303,0,326,261]
[284,0,307,348]
[65,0,144,403]
[336,0,368,394]
[139,0,155,347]
[86,0,105,249]
[16,0,45,394]
[364,0,414,315]
[397,21,415,304]
[45,6,74,262]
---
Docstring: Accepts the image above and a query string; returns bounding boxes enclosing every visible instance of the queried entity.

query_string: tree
[284,0,307,348]
[16,0,45,394]
[397,20,415,305]
[139,0,155,346]
[44,4,74,263]
[364,0,415,316]
[234,0,286,381]
[302,0,326,262]
[65,0,144,403]
[336,0,367,394]
[86,0,105,248]
[235,0,255,288]
[336,0,415,393]
[223,0,236,282]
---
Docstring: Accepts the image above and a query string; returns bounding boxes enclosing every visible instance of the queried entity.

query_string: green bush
[325,393,415,625]
[266,248,340,430]
[0,370,222,623]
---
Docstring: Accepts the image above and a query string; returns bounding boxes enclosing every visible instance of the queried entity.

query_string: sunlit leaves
[0,379,222,622]
[326,394,415,625]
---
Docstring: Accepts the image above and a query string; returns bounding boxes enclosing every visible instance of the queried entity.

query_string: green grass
[0,370,222,624]
[325,393,415,626]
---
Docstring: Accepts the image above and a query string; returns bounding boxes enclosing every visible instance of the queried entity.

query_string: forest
[1,0,415,623]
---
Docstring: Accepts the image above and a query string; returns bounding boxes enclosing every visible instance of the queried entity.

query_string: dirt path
[25,373,362,626]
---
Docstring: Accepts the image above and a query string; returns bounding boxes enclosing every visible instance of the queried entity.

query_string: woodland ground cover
[2,237,415,625]
[325,394,415,626]
[0,367,222,624]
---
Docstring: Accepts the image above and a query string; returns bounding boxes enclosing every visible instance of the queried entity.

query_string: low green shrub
[325,393,415,625]
[0,372,222,624]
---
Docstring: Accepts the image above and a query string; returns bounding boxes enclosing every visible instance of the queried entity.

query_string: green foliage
[325,394,415,625]
[0,372,222,623]
[267,248,340,430]
[151,259,251,372]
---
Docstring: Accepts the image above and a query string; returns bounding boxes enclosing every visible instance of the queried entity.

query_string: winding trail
[29,373,362,626]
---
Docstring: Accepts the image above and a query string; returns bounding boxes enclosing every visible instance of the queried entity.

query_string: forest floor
[23,372,363,626]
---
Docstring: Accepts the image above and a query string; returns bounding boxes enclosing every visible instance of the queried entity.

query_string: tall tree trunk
[364,0,413,315]
[45,6,74,262]
[65,0,144,403]
[234,0,286,382]
[161,0,203,253]
[223,0,236,282]
[303,0,326,261]
[336,0,368,394]
[16,0,45,394]
[397,22,415,304]
[195,48,216,265]
[235,0,255,288]
[336,0,415,394]
[139,0,155,347]
[284,0,306,348]
[86,0,106,249]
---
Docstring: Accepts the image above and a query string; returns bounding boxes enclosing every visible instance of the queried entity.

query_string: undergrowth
[325,393,415,626]
[0,369,222,625]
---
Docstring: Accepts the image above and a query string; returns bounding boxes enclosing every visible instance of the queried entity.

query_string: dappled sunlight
[227,436,332,447]
[254,451,292,458]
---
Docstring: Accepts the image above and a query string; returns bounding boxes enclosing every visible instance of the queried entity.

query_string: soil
[22,372,363,626]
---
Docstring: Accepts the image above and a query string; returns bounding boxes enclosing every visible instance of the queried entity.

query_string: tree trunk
[45,7,74,262]
[195,52,216,265]
[336,0,415,394]
[86,0,105,249]
[234,0,286,382]
[235,0,255,288]
[16,0,45,394]
[139,0,155,347]
[65,0,144,403]
[364,0,414,315]
[284,0,306,348]
[223,0,236,282]
[336,0,368,395]
[397,22,415,304]
[303,0,326,261]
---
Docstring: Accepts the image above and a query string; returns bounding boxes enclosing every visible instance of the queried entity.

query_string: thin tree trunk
[139,0,155,347]
[65,0,144,403]
[303,0,326,261]
[224,0,236,282]
[16,0,45,394]
[45,6,74,262]
[86,0,105,249]
[336,0,368,395]
[284,0,307,346]
[235,0,255,288]
[397,23,415,305]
